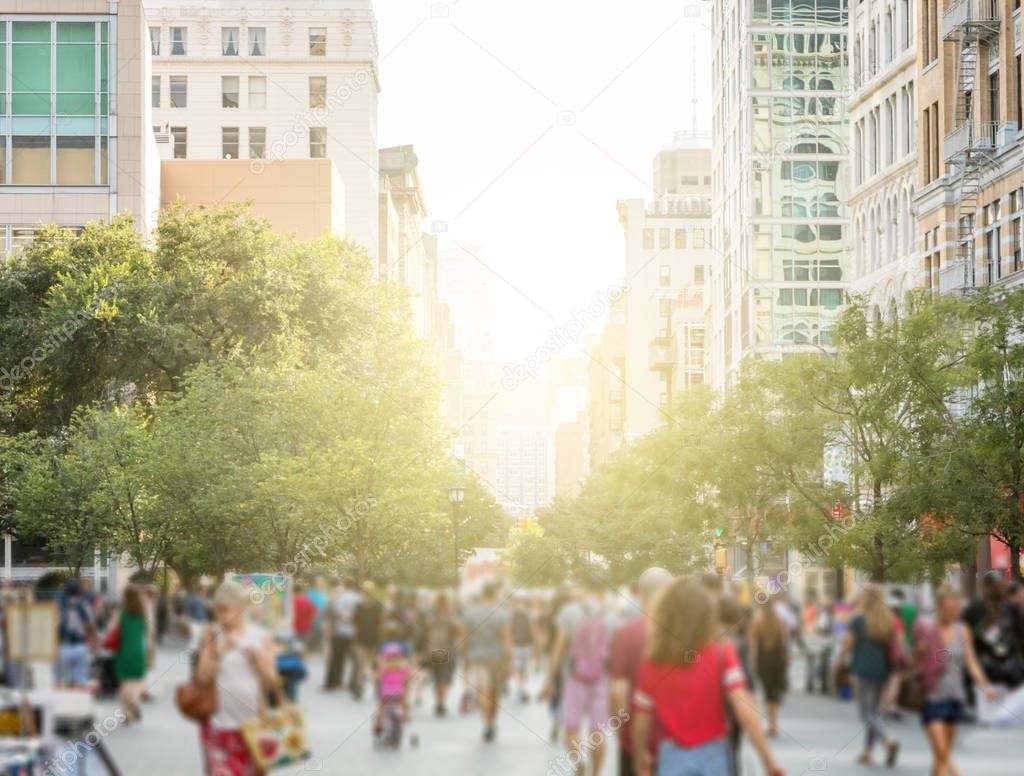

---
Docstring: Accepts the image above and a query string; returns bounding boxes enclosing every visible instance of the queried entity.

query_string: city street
[97,644,1023,776]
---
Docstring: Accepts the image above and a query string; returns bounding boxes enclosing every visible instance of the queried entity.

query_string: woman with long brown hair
[835,584,901,767]
[749,595,789,737]
[631,577,784,776]
[113,583,149,722]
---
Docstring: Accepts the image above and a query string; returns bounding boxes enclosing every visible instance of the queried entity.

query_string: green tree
[913,288,1024,580]
[778,293,973,581]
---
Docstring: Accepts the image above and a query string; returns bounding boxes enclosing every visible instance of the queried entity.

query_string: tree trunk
[1012,541,1022,581]
[872,534,886,582]
[745,541,757,601]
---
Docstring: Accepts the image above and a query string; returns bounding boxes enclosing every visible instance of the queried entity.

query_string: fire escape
[939,0,1001,295]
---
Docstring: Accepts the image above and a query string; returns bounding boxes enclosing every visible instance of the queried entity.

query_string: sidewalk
[98,643,1023,775]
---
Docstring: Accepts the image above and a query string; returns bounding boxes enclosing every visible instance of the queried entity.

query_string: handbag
[897,672,926,711]
[102,622,121,652]
[175,675,217,722]
[240,687,311,771]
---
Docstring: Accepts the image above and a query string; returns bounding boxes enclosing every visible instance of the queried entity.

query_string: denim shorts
[57,643,91,686]
[921,700,964,726]
[657,737,731,776]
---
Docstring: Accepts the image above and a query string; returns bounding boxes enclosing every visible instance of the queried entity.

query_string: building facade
[917,0,1024,297]
[618,140,712,440]
[585,296,626,472]
[147,0,380,260]
[379,144,439,340]
[710,0,850,388]
[162,157,345,238]
[0,0,158,251]
[848,0,920,312]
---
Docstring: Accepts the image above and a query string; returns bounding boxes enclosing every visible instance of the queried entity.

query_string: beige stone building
[916,0,1024,295]
[146,0,380,261]
[849,0,920,313]
[0,0,159,251]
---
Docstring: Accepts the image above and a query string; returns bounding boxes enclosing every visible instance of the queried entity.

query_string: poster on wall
[226,573,293,639]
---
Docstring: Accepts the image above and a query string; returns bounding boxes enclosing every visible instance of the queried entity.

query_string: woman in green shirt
[835,584,900,768]
[114,584,149,723]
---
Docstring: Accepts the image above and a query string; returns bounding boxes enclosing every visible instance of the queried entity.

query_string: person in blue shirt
[307,576,328,652]
[57,578,97,689]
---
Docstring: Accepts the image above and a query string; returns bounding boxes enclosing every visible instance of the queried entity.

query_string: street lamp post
[448,486,465,594]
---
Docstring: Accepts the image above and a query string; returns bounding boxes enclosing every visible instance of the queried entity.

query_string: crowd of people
[3,566,1024,776]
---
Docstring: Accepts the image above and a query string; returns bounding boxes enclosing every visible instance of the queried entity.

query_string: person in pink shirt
[374,642,412,737]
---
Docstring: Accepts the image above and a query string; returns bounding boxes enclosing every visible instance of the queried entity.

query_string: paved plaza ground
[97,644,1022,775]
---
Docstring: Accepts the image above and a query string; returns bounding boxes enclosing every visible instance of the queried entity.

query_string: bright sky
[376,0,713,361]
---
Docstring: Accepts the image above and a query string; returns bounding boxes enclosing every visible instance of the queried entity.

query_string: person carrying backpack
[57,578,97,689]
[542,573,618,776]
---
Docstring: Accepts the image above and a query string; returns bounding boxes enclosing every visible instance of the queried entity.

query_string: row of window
[162,125,327,161]
[851,0,913,85]
[643,227,707,250]
[149,25,327,57]
[151,75,330,111]
[658,264,707,286]
[853,83,914,186]
[924,189,1024,290]
[0,21,110,186]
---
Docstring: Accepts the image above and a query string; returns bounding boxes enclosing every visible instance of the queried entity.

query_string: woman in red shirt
[632,577,785,776]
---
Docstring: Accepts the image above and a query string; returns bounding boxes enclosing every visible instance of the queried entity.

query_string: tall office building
[919,0,1024,296]
[710,0,850,387]
[147,0,380,260]
[848,0,919,312]
[617,139,712,440]
[0,0,158,252]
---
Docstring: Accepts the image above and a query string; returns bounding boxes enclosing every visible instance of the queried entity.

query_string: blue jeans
[56,643,91,686]
[658,737,732,776]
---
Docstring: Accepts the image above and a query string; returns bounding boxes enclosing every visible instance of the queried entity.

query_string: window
[170,126,187,159]
[309,27,326,56]
[248,77,266,109]
[989,72,1000,129]
[248,27,266,56]
[694,228,705,248]
[169,76,187,108]
[1013,190,1024,274]
[309,127,327,157]
[221,27,239,56]
[12,136,50,184]
[659,265,671,286]
[694,265,706,284]
[149,27,160,56]
[309,76,327,108]
[675,229,687,249]
[222,127,239,159]
[659,228,670,249]
[57,136,95,184]
[170,26,187,56]
[1017,56,1023,129]
[222,76,239,108]
[5,20,111,186]
[643,229,654,249]
[249,127,266,159]
[152,76,160,108]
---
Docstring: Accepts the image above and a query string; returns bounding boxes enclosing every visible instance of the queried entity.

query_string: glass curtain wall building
[710,0,850,387]
[2,19,110,186]
[0,1,156,254]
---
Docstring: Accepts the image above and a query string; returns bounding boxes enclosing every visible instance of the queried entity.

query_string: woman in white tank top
[196,581,278,776]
